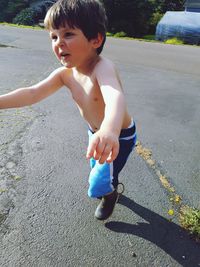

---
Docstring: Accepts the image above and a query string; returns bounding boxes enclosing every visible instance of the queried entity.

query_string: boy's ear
[91,33,104,49]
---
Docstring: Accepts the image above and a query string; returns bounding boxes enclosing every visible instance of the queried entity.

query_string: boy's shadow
[105,195,200,267]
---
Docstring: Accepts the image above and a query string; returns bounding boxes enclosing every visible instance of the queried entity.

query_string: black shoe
[95,189,119,220]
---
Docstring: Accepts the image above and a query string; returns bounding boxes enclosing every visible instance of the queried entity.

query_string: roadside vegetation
[1,1,196,47]
[0,21,194,48]
[0,22,187,47]
[180,206,200,242]
[0,22,42,30]
[136,142,200,242]
[0,0,185,39]
[164,37,184,45]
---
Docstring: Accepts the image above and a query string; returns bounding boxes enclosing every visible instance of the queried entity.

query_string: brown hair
[44,0,107,54]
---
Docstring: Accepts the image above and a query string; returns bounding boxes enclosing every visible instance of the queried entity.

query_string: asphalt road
[0,25,199,267]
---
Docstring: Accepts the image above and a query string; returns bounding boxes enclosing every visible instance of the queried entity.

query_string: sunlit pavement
[0,25,199,267]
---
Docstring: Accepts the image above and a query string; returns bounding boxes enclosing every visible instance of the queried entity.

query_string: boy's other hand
[86,130,119,164]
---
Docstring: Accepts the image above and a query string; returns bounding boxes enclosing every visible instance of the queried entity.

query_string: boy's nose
[56,37,65,47]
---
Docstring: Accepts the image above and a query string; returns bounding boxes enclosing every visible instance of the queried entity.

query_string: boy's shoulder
[95,56,115,69]
[51,66,73,87]
[52,66,71,76]
[54,65,73,78]
[94,56,117,77]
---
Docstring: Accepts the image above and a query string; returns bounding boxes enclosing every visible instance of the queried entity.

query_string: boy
[0,0,136,220]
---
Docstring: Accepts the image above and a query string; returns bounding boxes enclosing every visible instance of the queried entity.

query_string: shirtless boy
[0,0,136,220]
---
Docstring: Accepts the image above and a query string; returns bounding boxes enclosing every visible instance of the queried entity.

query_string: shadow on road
[105,195,200,267]
[0,44,15,48]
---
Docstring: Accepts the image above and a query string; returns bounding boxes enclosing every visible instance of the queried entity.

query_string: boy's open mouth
[60,53,70,58]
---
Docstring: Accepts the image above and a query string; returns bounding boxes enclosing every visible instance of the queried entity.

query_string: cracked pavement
[0,25,199,267]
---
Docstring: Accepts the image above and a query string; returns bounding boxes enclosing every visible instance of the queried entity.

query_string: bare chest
[63,70,105,128]
[68,76,103,109]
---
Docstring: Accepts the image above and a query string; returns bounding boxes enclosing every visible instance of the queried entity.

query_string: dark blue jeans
[87,122,137,198]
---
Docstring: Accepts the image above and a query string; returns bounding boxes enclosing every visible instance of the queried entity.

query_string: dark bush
[13,8,35,25]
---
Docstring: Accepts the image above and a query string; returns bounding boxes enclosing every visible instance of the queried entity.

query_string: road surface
[0,25,199,267]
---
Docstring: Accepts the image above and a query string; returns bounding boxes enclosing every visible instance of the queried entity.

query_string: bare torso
[61,58,132,132]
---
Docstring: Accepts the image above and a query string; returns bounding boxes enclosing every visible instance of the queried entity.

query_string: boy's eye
[64,32,74,38]
[51,35,57,41]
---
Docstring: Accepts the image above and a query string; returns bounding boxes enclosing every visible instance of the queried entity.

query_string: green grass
[143,35,155,41]
[164,37,184,45]
[0,22,43,30]
[0,24,195,47]
[113,31,127,38]
[107,32,158,42]
[179,206,200,242]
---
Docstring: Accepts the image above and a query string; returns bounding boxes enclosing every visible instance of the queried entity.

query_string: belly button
[94,97,98,102]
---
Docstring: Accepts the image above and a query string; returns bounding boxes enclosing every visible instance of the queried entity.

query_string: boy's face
[49,24,101,70]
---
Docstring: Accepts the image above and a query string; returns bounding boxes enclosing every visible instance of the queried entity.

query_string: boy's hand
[86,130,119,164]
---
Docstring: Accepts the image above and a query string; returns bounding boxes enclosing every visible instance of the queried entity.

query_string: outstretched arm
[86,60,126,164]
[0,67,66,109]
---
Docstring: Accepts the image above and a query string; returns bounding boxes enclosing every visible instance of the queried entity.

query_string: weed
[179,205,200,241]
[164,37,184,45]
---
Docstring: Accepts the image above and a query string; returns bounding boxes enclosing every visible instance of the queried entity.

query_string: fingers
[98,142,119,164]
[93,141,105,160]
[86,135,100,159]
[106,145,119,163]
[98,144,112,164]
[87,135,108,161]
[86,134,119,164]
